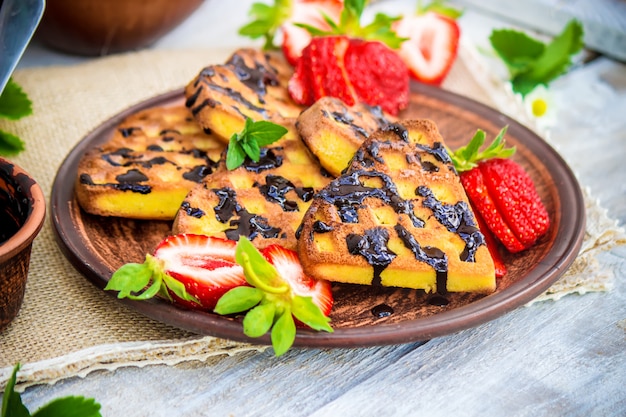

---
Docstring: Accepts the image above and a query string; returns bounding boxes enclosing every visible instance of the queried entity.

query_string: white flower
[523,85,557,128]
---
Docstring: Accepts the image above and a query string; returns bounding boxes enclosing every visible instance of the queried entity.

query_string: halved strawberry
[153,234,248,310]
[281,0,344,66]
[105,234,247,310]
[392,12,460,85]
[288,35,409,115]
[262,244,334,317]
[214,237,333,356]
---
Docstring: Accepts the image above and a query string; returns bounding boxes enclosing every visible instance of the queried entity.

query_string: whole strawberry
[450,127,550,256]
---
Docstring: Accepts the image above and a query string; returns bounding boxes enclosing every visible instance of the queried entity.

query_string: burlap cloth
[1,43,624,389]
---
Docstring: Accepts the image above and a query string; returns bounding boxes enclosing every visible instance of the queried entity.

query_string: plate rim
[50,83,586,348]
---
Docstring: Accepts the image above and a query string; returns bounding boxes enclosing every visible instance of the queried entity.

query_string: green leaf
[489,29,545,77]
[238,0,292,49]
[513,20,584,96]
[162,273,199,304]
[271,309,296,356]
[247,120,288,146]
[2,364,30,417]
[0,79,32,120]
[226,135,246,170]
[449,126,514,172]
[242,139,261,162]
[420,0,463,19]
[236,237,288,293]
[0,130,26,156]
[292,295,333,332]
[31,397,101,417]
[225,119,286,170]
[104,261,154,298]
[214,286,264,315]
[243,302,276,337]
[490,19,584,97]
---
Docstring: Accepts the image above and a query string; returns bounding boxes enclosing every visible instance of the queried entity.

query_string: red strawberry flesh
[393,12,460,85]
[262,244,333,318]
[154,234,247,310]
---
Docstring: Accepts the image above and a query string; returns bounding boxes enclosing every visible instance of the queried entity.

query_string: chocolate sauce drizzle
[256,174,314,212]
[416,186,485,262]
[212,187,280,241]
[316,170,424,228]
[346,227,396,286]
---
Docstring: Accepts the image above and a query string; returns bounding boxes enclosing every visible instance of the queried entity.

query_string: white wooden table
[14,1,626,415]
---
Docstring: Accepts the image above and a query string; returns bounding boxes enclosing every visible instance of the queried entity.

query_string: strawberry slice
[153,234,247,310]
[215,237,333,356]
[288,35,409,115]
[393,12,460,85]
[105,234,247,310]
[262,244,334,317]
[281,0,344,66]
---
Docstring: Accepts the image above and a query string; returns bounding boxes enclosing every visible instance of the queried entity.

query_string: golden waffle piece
[75,105,225,220]
[297,119,496,294]
[296,96,394,177]
[184,48,304,142]
[172,124,333,251]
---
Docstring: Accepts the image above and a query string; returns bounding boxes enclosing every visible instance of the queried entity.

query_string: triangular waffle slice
[296,96,394,177]
[184,48,304,142]
[172,124,332,251]
[75,105,225,220]
[297,119,496,294]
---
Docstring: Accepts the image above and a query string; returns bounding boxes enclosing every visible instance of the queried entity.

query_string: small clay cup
[0,158,46,331]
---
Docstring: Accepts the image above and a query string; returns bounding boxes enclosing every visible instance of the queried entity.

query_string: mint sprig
[214,237,333,356]
[448,126,515,173]
[2,364,101,417]
[226,118,288,170]
[0,78,33,156]
[296,0,407,49]
[489,19,584,96]
[104,254,199,304]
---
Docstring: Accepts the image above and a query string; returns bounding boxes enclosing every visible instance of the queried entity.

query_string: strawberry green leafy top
[448,126,515,173]
[296,0,407,49]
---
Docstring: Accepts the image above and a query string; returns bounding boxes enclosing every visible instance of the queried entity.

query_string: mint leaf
[246,120,288,146]
[490,19,584,96]
[271,309,296,356]
[226,118,287,170]
[0,79,32,120]
[0,130,26,156]
[31,397,101,417]
[2,364,30,417]
[490,29,545,76]
[243,302,276,337]
[2,364,102,417]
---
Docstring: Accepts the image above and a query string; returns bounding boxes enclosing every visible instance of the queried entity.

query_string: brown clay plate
[50,83,585,347]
